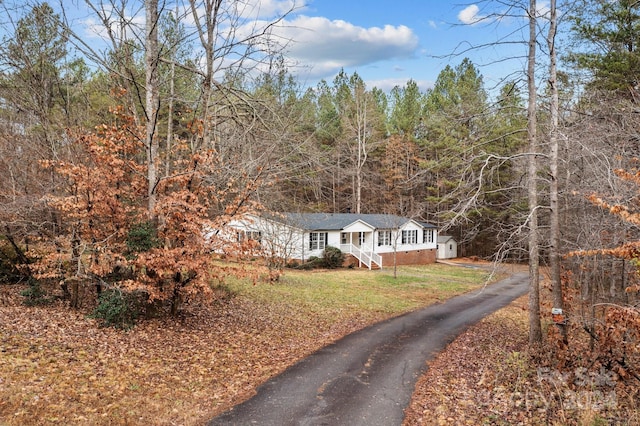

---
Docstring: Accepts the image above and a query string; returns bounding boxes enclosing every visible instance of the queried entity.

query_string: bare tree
[547,0,567,342]
[0,2,77,271]
[456,0,544,344]
[186,0,296,152]
[527,0,543,344]
[334,72,385,214]
[145,0,159,215]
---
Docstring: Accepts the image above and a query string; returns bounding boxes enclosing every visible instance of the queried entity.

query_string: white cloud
[80,14,145,41]
[274,15,419,79]
[458,5,484,25]
[366,77,433,93]
[536,1,551,19]
[232,0,304,21]
[76,1,420,84]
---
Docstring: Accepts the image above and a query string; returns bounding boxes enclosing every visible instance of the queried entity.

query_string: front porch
[339,231,382,270]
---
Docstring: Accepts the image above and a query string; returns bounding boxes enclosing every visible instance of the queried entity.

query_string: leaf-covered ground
[0,288,383,425]
[6,262,634,425]
[403,295,640,425]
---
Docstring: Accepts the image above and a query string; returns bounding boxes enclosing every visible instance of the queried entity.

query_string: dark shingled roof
[273,213,436,231]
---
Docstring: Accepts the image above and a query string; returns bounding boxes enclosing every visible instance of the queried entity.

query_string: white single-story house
[229,213,438,269]
[437,235,458,259]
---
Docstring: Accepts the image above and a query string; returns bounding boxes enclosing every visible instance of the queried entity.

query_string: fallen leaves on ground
[403,297,532,425]
[403,295,640,425]
[0,284,386,426]
[6,261,634,426]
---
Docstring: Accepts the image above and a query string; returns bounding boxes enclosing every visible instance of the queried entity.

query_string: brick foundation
[380,249,436,266]
[343,249,436,269]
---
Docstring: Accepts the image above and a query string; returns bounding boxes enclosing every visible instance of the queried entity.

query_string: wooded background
[0,1,638,352]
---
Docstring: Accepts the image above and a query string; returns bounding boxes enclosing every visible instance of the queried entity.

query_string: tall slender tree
[547,0,567,342]
[527,0,543,344]
[333,71,384,213]
[145,0,159,215]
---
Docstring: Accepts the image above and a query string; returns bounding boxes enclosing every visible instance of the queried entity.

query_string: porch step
[344,254,382,270]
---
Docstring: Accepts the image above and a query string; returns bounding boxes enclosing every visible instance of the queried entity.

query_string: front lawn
[0,263,494,425]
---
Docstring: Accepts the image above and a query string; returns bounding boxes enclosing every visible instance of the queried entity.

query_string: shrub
[308,256,322,268]
[323,246,344,269]
[90,288,146,330]
[296,261,314,270]
[0,239,29,284]
[293,257,317,270]
[21,278,50,306]
[126,221,159,255]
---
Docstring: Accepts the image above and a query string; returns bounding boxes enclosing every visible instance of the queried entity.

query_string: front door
[358,232,366,247]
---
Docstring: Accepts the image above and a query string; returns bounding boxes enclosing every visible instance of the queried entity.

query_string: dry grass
[11,260,621,426]
[0,262,491,426]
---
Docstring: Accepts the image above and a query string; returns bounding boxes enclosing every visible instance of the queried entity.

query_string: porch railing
[340,244,382,270]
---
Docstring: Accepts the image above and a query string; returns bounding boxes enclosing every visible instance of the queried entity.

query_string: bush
[323,246,344,269]
[21,278,50,306]
[292,256,318,270]
[295,262,313,270]
[126,221,159,255]
[90,288,146,330]
[0,239,29,284]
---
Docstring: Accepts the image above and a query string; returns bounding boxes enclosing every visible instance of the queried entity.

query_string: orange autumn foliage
[33,108,145,281]
[135,148,265,311]
[32,106,266,315]
[563,167,640,382]
[573,167,640,273]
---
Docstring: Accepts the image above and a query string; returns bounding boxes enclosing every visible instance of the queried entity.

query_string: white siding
[437,237,458,259]
[229,214,440,263]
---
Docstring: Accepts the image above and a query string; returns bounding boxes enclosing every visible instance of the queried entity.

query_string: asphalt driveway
[208,271,529,426]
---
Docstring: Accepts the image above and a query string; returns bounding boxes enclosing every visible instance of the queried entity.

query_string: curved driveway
[209,272,529,426]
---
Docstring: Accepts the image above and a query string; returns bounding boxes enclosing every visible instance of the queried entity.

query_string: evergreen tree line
[0,2,530,262]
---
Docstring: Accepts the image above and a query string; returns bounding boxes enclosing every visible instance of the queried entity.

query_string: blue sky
[67,0,549,94]
[274,0,547,93]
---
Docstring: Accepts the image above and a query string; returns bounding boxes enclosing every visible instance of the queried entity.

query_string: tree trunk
[70,278,79,309]
[547,0,567,344]
[3,231,30,269]
[527,0,543,344]
[145,0,159,216]
[188,0,223,152]
[355,93,366,214]
[165,53,175,178]
[70,230,82,307]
